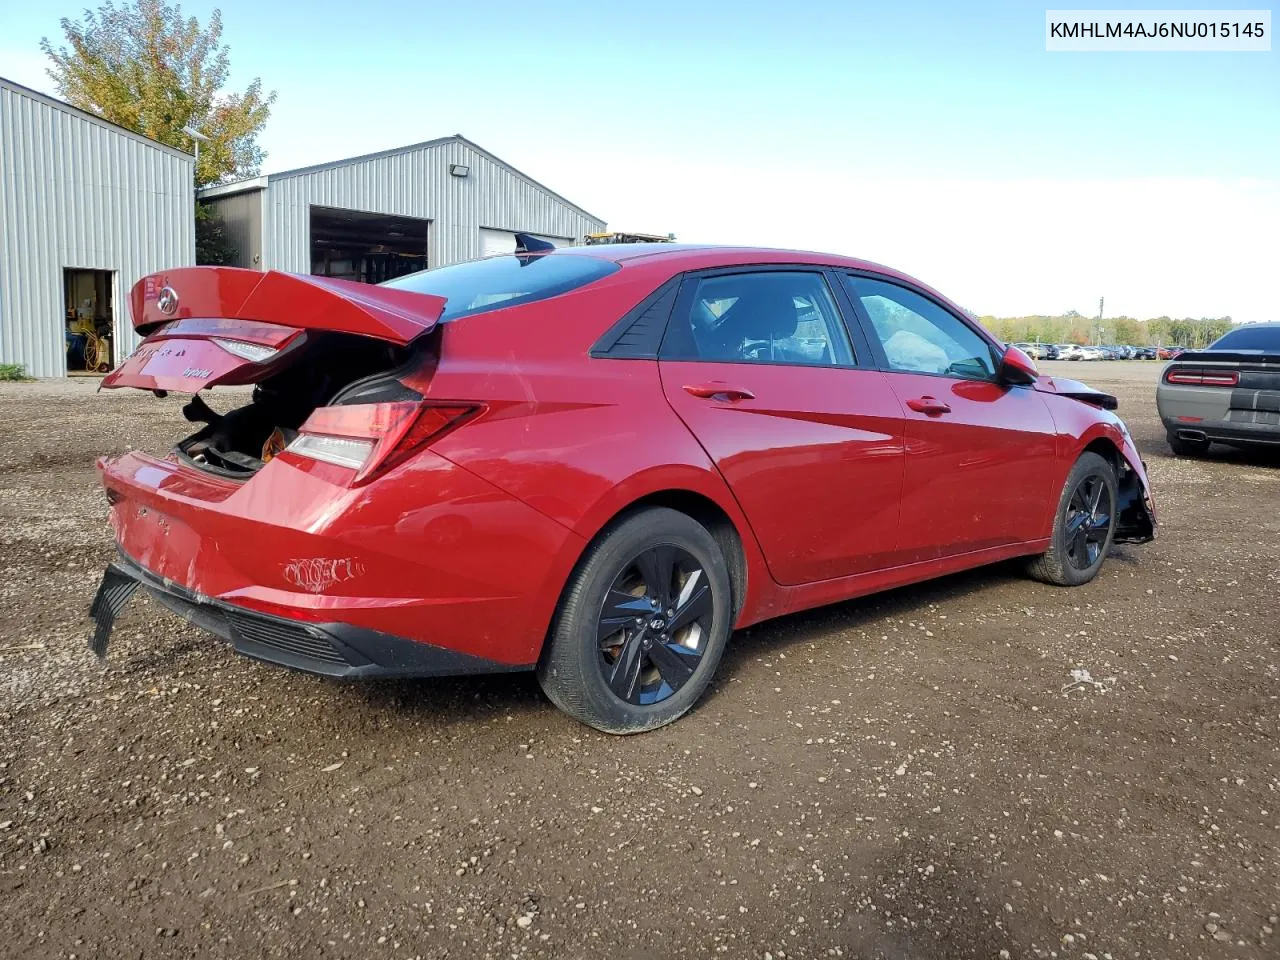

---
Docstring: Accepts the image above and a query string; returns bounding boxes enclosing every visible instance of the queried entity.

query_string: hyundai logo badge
[157,286,179,316]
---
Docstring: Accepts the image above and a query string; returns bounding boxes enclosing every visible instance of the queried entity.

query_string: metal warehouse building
[1,74,605,378]
[199,135,605,284]
[0,76,196,378]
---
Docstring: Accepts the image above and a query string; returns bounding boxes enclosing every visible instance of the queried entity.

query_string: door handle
[683,383,756,402]
[906,396,951,415]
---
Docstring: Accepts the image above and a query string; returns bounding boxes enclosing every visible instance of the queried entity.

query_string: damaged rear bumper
[88,553,529,679]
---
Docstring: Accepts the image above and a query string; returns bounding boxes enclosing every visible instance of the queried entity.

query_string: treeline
[976,311,1234,348]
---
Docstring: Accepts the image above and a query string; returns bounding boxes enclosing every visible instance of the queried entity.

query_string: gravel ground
[1,362,1278,960]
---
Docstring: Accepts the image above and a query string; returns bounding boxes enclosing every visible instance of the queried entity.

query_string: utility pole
[1096,297,1104,345]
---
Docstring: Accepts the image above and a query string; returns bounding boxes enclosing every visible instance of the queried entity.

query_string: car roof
[556,242,897,272]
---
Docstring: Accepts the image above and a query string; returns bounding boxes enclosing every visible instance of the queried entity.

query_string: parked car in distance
[1079,345,1106,361]
[1157,322,1280,457]
[88,242,1156,734]
[1157,345,1185,360]
[1134,346,1157,360]
[1014,342,1055,361]
[1058,344,1085,360]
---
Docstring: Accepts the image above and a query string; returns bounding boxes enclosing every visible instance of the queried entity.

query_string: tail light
[213,338,280,363]
[285,401,477,483]
[1165,369,1239,387]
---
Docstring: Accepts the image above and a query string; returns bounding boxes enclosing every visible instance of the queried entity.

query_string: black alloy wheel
[596,545,712,706]
[1064,473,1113,572]
[537,507,733,734]
[1026,451,1119,587]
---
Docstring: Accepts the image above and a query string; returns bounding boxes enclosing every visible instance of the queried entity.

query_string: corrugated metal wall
[203,188,263,269]
[0,80,195,377]
[261,139,604,272]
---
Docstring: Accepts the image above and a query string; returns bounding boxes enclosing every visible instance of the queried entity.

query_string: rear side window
[1209,325,1280,351]
[661,271,855,366]
[383,254,619,321]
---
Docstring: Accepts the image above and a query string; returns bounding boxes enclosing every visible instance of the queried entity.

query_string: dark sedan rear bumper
[88,553,530,679]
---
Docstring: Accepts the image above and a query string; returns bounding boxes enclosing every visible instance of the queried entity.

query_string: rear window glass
[1208,325,1280,351]
[382,253,619,321]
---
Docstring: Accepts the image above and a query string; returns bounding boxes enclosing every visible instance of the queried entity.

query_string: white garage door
[479,228,569,257]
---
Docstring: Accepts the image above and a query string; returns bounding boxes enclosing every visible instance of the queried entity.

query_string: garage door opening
[64,268,116,374]
[310,206,430,284]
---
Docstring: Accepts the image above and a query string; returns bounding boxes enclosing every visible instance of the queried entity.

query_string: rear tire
[537,507,733,734]
[1026,452,1118,587]
[1167,431,1211,457]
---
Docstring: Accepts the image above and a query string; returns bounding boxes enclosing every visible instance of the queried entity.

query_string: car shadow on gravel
[1155,444,1280,468]
[337,561,1032,729]
[338,555,1116,728]
[714,560,1029,683]
[348,670,550,727]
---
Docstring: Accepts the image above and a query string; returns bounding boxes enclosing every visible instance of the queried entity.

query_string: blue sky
[2,1,1276,321]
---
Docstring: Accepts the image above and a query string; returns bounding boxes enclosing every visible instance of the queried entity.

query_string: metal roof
[0,75,193,161]
[196,134,601,222]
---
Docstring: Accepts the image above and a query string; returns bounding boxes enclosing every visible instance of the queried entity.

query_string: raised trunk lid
[103,267,446,393]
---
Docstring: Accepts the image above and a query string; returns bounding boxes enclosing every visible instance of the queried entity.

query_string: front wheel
[1026,452,1119,587]
[537,507,733,734]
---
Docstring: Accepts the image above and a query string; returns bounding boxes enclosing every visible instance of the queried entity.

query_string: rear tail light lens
[212,338,281,363]
[286,401,477,483]
[288,434,374,470]
[1165,369,1239,386]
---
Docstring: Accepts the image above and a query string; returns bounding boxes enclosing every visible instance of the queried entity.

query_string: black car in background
[1156,322,1280,456]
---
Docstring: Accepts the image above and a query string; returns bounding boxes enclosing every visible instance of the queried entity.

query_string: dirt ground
[1,361,1277,960]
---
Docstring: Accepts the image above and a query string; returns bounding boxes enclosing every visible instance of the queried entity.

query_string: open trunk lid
[103,267,446,393]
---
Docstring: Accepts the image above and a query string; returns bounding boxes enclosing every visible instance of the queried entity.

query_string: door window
[662,272,854,366]
[845,276,997,380]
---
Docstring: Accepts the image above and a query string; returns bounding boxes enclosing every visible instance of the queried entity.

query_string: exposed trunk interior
[176,331,420,479]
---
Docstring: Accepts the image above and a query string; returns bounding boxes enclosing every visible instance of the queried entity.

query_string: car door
[658,268,907,586]
[839,273,1059,564]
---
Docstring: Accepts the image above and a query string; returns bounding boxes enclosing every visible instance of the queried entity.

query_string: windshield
[382,253,620,321]
[1208,325,1280,351]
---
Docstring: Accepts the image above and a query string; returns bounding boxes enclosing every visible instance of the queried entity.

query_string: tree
[195,202,236,265]
[41,1,275,187]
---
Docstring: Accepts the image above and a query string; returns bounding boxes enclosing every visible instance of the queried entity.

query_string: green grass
[0,363,31,381]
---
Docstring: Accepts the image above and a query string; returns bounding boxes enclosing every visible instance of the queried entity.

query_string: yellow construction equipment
[583,231,674,245]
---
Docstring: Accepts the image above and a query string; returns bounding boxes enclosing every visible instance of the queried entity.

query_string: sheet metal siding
[204,189,263,269]
[0,83,195,377]
[263,140,604,272]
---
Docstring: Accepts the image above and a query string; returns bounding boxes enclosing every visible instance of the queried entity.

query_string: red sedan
[91,241,1156,733]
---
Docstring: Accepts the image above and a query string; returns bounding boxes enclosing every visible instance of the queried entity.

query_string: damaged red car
[91,241,1156,733]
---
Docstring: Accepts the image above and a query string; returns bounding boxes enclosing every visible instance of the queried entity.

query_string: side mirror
[999,345,1039,385]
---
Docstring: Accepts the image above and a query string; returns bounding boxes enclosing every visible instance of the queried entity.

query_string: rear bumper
[1160,416,1280,447]
[90,554,528,678]
[97,448,586,666]
[1157,383,1280,446]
